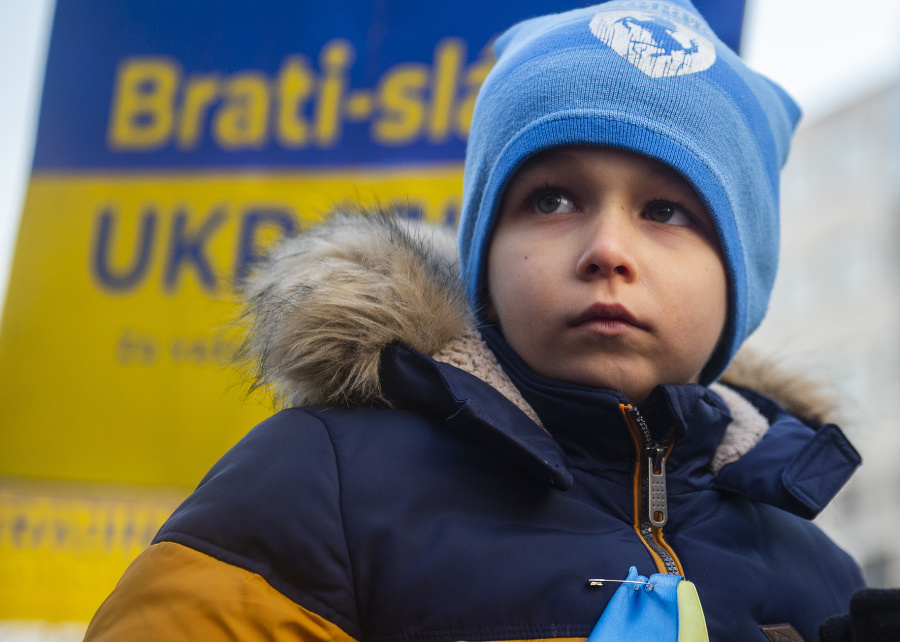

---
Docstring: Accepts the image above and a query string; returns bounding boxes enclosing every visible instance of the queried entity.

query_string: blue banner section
[32,0,745,171]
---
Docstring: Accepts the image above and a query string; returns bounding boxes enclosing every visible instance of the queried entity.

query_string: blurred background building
[747,80,900,588]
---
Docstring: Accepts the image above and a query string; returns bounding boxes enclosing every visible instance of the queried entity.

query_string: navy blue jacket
[80,337,864,642]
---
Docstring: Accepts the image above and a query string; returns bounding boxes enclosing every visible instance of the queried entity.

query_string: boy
[84,1,864,640]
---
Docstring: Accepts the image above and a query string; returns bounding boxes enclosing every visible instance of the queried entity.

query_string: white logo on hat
[589,6,716,78]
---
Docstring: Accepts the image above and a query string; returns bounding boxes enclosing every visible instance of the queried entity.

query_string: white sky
[2,0,900,310]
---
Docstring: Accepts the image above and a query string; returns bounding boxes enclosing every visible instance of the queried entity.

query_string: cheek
[656,252,727,352]
[705,259,729,329]
[486,237,552,334]
[684,259,729,350]
[488,247,530,320]
[486,240,512,325]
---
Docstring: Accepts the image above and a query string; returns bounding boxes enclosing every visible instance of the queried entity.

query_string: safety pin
[587,579,654,591]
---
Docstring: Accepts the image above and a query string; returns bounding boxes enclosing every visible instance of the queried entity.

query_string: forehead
[510,145,696,190]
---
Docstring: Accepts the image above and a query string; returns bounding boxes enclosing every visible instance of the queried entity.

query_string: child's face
[486,146,727,404]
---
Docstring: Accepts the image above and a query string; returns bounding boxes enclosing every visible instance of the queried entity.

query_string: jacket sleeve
[84,408,361,641]
[83,541,357,641]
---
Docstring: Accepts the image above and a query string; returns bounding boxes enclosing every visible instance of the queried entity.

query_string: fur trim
[707,350,842,473]
[238,208,472,407]
[721,348,840,425]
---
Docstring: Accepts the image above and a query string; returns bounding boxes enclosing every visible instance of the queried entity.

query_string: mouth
[570,303,645,334]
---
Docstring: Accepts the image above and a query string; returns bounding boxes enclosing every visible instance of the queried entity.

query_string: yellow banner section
[0,477,185,623]
[0,166,463,488]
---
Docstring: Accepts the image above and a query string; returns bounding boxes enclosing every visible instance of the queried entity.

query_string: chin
[557,365,653,404]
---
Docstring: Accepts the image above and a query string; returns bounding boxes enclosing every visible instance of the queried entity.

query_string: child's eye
[532,191,576,215]
[644,201,694,227]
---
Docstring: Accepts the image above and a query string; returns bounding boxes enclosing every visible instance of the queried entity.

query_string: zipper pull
[624,405,670,528]
[648,446,668,528]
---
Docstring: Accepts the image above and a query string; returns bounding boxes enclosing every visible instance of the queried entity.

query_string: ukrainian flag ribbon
[588,566,708,641]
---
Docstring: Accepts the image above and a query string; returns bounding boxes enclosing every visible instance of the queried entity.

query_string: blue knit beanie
[457,0,801,384]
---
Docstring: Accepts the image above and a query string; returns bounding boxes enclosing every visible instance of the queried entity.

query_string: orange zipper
[620,403,684,576]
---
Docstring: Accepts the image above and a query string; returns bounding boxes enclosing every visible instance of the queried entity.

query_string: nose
[574,209,637,281]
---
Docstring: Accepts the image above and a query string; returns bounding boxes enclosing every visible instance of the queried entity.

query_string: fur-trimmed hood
[239,209,470,409]
[238,209,838,470]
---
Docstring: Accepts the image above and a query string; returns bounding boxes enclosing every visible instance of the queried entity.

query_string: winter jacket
[84,211,864,642]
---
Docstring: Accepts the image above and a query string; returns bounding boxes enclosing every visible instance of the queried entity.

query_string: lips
[570,303,645,331]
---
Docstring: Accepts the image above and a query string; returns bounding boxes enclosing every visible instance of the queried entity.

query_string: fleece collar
[380,334,860,519]
[380,341,573,490]
[480,325,731,482]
